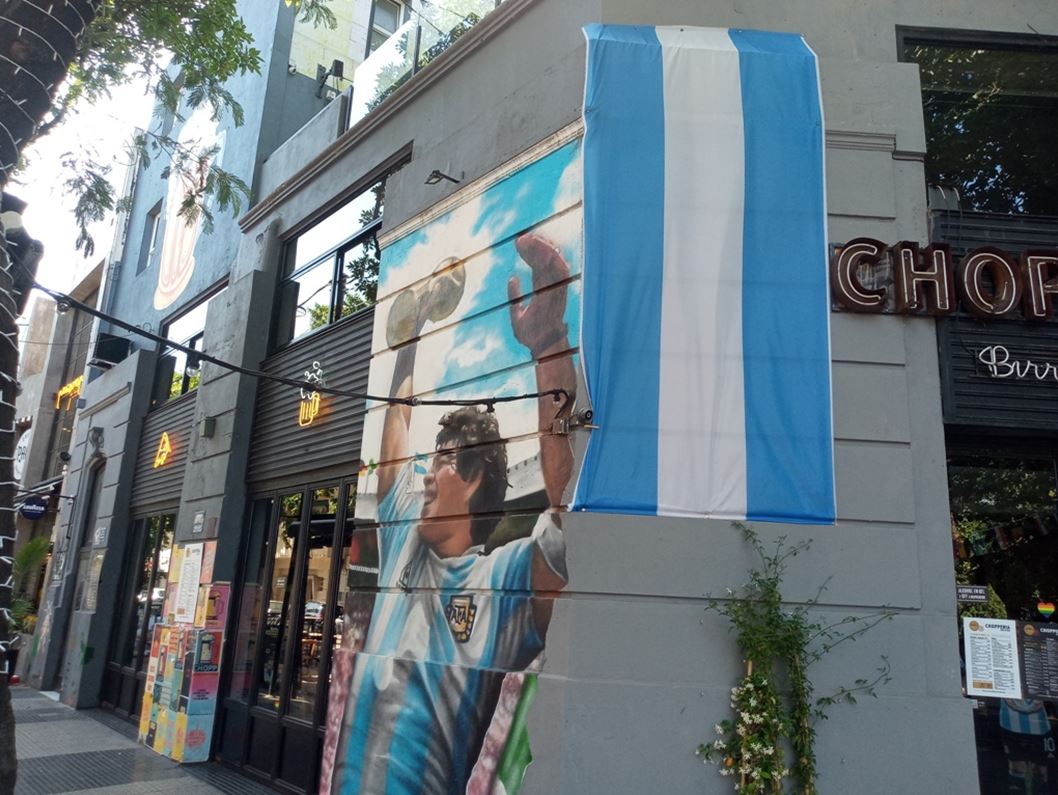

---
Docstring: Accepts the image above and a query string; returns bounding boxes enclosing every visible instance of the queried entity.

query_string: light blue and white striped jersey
[336,462,561,795]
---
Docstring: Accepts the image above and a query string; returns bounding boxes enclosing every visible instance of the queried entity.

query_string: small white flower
[715,724,724,735]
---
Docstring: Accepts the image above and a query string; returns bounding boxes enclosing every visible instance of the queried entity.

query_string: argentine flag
[573,25,835,524]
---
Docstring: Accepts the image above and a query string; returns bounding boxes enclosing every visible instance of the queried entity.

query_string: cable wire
[29,279,571,413]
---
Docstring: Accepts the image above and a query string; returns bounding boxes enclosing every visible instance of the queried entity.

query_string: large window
[368,0,409,56]
[152,286,226,406]
[274,180,385,348]
[903,33,1058,215]
[947,447,1058,794]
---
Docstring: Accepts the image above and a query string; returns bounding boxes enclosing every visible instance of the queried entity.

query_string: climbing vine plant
[697,523,894,794]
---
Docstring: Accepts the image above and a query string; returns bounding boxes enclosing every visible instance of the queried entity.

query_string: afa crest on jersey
[445,595,478,643]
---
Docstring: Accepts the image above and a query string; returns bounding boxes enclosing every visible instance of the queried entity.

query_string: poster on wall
[320,134,582,795]
[964,617,1023,699]
[174,543,204,624]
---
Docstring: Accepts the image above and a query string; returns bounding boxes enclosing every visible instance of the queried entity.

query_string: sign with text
[956,585,988,604]
[1018,622,1058,701]
[964,617,1022,699]
[830,239,1058,321]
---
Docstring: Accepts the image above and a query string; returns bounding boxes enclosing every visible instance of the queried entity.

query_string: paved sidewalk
[10,686,273,795]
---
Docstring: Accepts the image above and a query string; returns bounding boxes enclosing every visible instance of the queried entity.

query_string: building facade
[23,1,1058,793]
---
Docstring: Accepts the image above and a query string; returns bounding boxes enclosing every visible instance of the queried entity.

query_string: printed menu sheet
[964,617,1022,699]
[1019,622,1058,700]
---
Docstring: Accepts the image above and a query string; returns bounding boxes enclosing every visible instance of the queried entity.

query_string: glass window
[904,39,1058,215]
[369,0,405,54]
[948,453,1058,793]
[287,487,339,721]
[229,499,273,702]
[255,492,303,711]
[153,288,225,406]
[274,180,386,348]
[138,201,163,274]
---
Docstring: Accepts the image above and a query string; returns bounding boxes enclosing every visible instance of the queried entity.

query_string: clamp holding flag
[573,25,836,525]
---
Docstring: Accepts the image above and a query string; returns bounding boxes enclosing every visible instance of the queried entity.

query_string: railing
[347,0,504,128]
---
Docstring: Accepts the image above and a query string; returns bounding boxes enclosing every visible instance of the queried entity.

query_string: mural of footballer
[332,233,576,795]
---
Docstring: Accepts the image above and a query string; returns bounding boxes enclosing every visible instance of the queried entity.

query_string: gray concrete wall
[231,1,1058,792]
[26,349,156,703]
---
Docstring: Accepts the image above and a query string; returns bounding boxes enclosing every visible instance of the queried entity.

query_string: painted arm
[508,233,576,601]
[376,300,431,500]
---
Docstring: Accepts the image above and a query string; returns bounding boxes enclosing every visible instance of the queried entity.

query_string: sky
[8,80,157,323]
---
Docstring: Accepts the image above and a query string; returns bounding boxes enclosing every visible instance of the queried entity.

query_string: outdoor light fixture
[425,169,462,185]
[185,352,202,377]
[315,59,345,97]
[55,299,71,314]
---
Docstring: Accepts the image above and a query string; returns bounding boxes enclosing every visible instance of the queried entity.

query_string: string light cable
[29,279,573,416]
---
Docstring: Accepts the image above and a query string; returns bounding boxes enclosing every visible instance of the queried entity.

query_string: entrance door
[948,447,1058,794]
[218,481,369,792]
[101,513,175,719]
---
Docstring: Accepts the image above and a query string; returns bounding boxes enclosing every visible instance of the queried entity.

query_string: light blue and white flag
[572,25,835,524]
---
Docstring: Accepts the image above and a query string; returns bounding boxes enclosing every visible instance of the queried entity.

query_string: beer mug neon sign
[298,361,325,427]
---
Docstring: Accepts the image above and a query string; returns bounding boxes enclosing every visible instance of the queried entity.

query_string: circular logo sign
[13,427,32,482]
[20,495,47,520]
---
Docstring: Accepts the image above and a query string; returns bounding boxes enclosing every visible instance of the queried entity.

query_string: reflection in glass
[121,514,175,668]
[256,492,303,711]
[948,456,1058,620]
[948,455,1058,793]
[288,487,338,721]
[905,43,1058,215]
[280,260,335,343]
[287,183,384,276]
[230,499,273,702]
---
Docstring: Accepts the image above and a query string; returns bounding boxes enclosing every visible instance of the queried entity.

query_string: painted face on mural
[418,449,481,534]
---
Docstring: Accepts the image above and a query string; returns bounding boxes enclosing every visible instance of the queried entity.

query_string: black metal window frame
[235,478,358,730]
[274,213,383,349]
[272,148,411,351]
[151,280,228,408]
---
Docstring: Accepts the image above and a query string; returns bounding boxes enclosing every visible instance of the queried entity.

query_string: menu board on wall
[1018,622,1058,700]
[173,543,203,624]
[964,617,1022,699]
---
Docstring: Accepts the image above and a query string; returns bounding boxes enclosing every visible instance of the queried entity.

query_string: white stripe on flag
[656,28,747,518]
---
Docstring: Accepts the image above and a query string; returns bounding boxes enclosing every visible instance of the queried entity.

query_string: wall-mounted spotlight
[316,59,345,97]
[425,169,462,186]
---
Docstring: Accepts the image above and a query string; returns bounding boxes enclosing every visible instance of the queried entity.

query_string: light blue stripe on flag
[574,24,666,514]
[730,29,835,524]
[574,24,835,525]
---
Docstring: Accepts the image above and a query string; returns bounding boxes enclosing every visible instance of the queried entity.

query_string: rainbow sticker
[1037,601,1056,618]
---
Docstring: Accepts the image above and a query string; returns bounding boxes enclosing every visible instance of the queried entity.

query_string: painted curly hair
[435,406,509,545]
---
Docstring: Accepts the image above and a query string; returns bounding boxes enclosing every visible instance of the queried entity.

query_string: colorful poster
[199,540,217,583]
[965,617,1023,698]
[322,137,581,794]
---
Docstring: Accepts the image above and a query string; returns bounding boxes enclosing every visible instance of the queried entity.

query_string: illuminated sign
[298,361,325,427]
[153,432,173,468]
[830,239,1058,319]
[55,375,83,409]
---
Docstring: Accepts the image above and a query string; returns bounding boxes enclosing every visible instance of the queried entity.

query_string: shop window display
[949,454,1058,793]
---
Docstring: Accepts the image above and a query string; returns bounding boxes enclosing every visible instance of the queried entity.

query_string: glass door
[948,450,1058,794]
[102,513,175,719]
[218,480,362,792]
